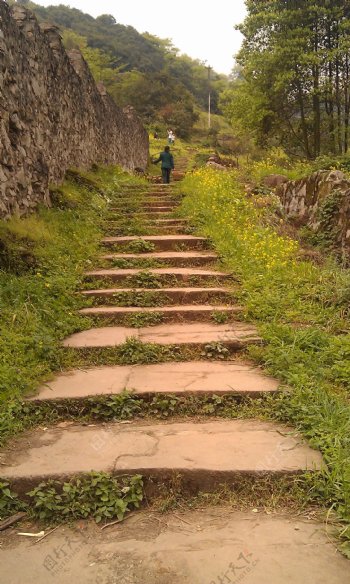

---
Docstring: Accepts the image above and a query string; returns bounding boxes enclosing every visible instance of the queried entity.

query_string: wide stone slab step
[2,510,347,584]
[147,218,185,225]
[111,203,177,210]
[79,304,242,322]
[84,267,230,285]
[62,322,261,348]
[102,235,207,251]
[32,361,280,401]
[80,286,233,304]
[0,420,323,489]
[100,251,218,267]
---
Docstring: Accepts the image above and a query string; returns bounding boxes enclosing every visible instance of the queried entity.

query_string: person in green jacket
[153,146,175,184]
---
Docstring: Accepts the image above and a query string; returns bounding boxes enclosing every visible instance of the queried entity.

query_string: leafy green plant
[149,395,180,417]
[0,480,24,519]
[126,239,156,253]
[111,290,166,307]
[27,473,144,523]
[211,311,229,324]
[89,392,142,420]
[130,270,162,288]
[115,337,173,364]
[126,312,163,328]
[201,342,229,360]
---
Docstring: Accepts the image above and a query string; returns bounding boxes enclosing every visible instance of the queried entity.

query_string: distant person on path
[167,129,175,145]
[153,145,175,184]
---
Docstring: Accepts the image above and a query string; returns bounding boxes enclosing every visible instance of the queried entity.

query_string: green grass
[0,166,147,429]
[179,166,350,549]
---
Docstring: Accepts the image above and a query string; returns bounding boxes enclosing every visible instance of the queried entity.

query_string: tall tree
[225,0,350,158]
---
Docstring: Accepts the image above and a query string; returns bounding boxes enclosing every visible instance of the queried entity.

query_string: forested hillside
[221,1,350,159]
[11,0,228,137]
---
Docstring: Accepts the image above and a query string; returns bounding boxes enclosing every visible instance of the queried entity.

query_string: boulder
[263,174,288,189]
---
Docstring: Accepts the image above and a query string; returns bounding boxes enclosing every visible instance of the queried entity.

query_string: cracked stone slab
[0,510,348,584]
[62,323,261,348]
[0,420,323,485]
[32,361,279,401]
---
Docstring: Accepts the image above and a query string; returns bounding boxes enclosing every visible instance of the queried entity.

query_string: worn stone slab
[79,304,242,320]
[32,361,280,401]
[0,420,323,484]
[0,510,347,584]
[100,251,217,267]
[101,251,217,260]
[84,268,229,282]
[102,235,207,250]
[147,219,185,224]
[80,287,232,303]
[63,323,260,348]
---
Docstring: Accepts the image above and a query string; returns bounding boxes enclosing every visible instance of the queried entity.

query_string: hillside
[12,0,228,137]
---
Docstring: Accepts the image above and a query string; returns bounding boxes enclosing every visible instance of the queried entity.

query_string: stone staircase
[0,165,323,496]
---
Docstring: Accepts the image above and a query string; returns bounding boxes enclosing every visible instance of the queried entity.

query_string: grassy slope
[179,167,350,550]
[0,167,147,436]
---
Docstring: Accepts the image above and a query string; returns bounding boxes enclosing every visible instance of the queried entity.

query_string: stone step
[62,322,261,349]
[111,205,176,212]
[100,251,218,267]
[102,235,208,251]
[105,219,185,228]
[111,201,177,209]
[84,267,230,285]
[104,227,187,236]
[2,509,347,584]
[32,361,279,401]
[79,304,242,323]
[147,219,185,225]
[80,286,234,304]
[0,420,323,491]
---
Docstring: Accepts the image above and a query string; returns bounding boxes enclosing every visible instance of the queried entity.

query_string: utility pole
[207,65,212,129]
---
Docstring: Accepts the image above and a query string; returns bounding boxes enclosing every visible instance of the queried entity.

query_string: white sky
[34,0,247,74]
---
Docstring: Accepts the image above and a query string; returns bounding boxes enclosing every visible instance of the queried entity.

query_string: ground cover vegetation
[178,167,350,552]
[0,167,147,444]
[221,1,350,159]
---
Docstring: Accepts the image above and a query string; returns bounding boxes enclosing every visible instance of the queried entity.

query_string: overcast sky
[35,0,247,74]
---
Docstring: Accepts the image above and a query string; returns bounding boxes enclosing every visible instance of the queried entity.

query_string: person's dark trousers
[162,168,171,184]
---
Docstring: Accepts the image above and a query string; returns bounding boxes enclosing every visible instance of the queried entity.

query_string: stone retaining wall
[0,3,149,218]
[276,170,350,258]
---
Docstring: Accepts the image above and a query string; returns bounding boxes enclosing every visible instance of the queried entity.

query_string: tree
[225,0,350,158]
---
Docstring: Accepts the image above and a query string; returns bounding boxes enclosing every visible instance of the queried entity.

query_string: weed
[201,342,230,360]
[27,473,144,523]
[126,312,163,328]
[115,337,175,364]
[89,391,142,420]
[126,239,156,253]
[110,258,161,269]
[130,270,162,288]
[211,311,229,324]
[0,480,24,519]
[109,290,167,308]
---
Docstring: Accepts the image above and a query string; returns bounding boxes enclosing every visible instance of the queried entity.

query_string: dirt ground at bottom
[0,507,349,584]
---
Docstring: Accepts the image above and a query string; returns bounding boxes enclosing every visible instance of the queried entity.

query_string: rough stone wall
[276,170,350,257]
[0,3,149,218]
